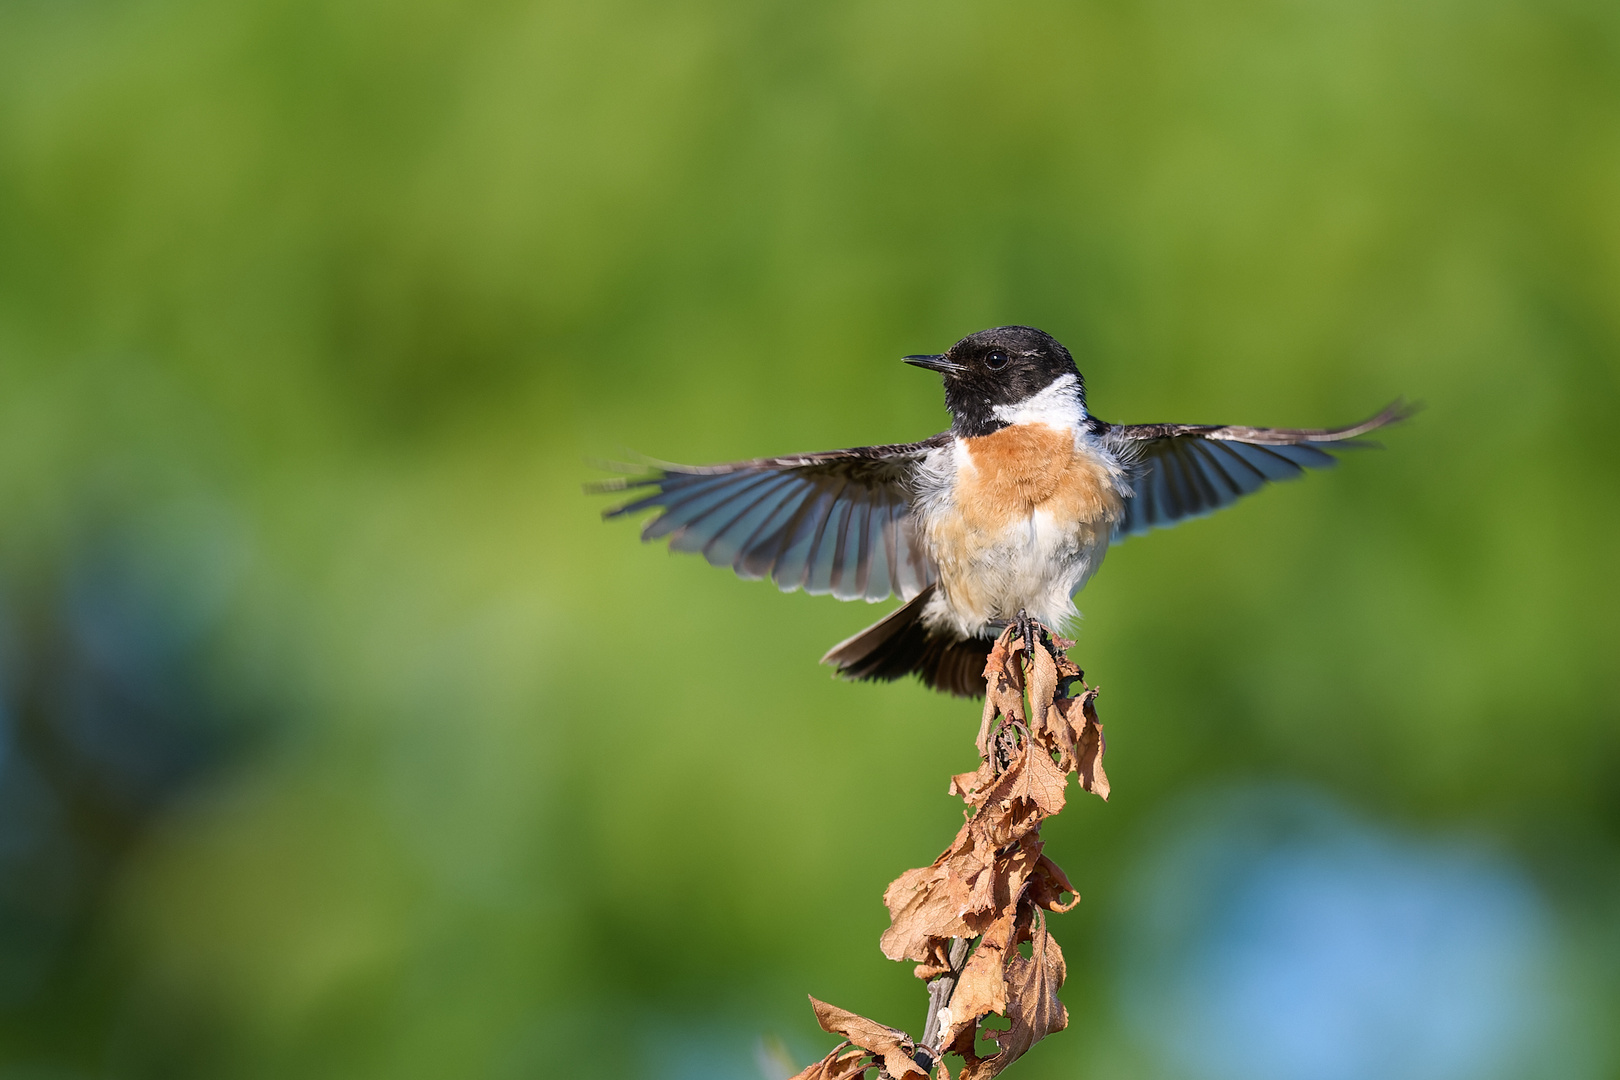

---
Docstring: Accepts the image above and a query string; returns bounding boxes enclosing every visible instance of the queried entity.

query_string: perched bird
[598,326,1406,696]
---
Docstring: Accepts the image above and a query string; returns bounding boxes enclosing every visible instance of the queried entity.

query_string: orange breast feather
[958,424,1121,533]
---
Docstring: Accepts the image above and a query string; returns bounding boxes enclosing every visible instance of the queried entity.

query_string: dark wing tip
[585,459,669,517]
[1314,397,1421,443]
[1194,396,1419,449]
[584,476,631,496]
[1386,396,1424,426]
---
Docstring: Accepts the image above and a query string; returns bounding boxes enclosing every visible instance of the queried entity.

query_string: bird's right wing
[593,435,948,602]
[1098,400,1413,540]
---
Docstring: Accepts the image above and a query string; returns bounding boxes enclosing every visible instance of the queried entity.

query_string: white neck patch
[992,373,1085,429]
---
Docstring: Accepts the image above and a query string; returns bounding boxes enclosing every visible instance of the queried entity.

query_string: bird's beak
[903,354,966,375]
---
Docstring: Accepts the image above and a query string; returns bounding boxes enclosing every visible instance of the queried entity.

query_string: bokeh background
[2,0,1618,1077]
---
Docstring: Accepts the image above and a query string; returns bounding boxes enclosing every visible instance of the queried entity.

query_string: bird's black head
[904,326,1083,438]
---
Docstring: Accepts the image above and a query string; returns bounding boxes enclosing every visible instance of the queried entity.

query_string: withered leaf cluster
[792,626,1108,1080]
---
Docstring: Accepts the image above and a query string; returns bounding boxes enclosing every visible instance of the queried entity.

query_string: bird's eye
[985,351,1008,370]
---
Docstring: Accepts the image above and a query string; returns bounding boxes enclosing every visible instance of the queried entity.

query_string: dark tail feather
[820,585,992,698]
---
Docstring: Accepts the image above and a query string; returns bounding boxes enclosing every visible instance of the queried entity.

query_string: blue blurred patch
[1115,785,1591,1080]
[0,515,255,1014]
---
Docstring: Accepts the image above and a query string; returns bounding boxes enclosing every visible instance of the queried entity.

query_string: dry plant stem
[921,936,973,1055]
[790,621,1108,1080]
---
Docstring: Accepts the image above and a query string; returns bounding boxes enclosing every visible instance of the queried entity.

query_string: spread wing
[594,435,947,602]
[1099,400,1412,540]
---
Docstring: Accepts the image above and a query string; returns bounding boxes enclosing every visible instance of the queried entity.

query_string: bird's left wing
[1097,400,1412,540]
[594,435,949,602]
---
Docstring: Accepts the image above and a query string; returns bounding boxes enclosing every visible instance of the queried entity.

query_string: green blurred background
[1,0,1618,1077]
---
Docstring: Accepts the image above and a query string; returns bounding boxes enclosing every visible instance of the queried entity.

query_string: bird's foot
[1015,609,1039,660]
[1009,608,1066,667]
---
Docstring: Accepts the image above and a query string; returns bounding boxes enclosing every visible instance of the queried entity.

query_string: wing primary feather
[1203,441,1269,491]
[664,472,783,552]
[1162,441,1202,516]
[773,482,843,592]
[641,472,778,541]
[695,474,801,568]
[892,501,923,598]
[849,495,872,599]
[805,492,854,595]
[1144,460,1171,526]
[1221,441,1304,482]
[832,497,871,601]
[1135,463,1160,528]
[732,478,814,580]
[1258,442,1339,469]
[1174,439,1224,510]
[609,471,738,527]
[1186,440,1244,502]
[1156,446,1192,519]
[869,498,899,602]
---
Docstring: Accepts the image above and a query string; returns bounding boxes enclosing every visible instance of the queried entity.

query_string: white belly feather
[913,415,1126,639]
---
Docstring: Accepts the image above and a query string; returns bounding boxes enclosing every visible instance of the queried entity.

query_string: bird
[596,326,1407,697]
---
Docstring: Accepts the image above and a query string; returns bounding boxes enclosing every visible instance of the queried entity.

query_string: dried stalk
[920,936,972,1062]
[790,622,1110,1079]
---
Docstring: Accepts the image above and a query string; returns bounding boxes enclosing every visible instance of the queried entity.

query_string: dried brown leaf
[1074,692,1107,800]
[1026,644,1058,735]
[975,692,999,764]
[881,862,960,963]
[1049,635,1080,679]
[942,1024,989,1080]
[998,914,1070,1060]
[882,818,1048,963]
[958,915,1068,1078]
[1026,854,1080,913]
[936,908,1017,1049]
[979,632,1025,757]
[1032,710,1079,776]
[880,819,982,961]
[786,1043,869,1080]
[957,829,1042,948]
[966,748,1052,846]
[1008,740,1068,818]
[960,836,1001,920]
[913,934,965,981]
[808,997,927,1079]
[961,838,1001,915]
[1052,690,1108,800]
[948,760,995,803]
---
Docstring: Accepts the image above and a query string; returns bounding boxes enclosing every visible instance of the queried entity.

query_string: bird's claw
[1015,608,1039,660]
[1010,608,1067,668]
